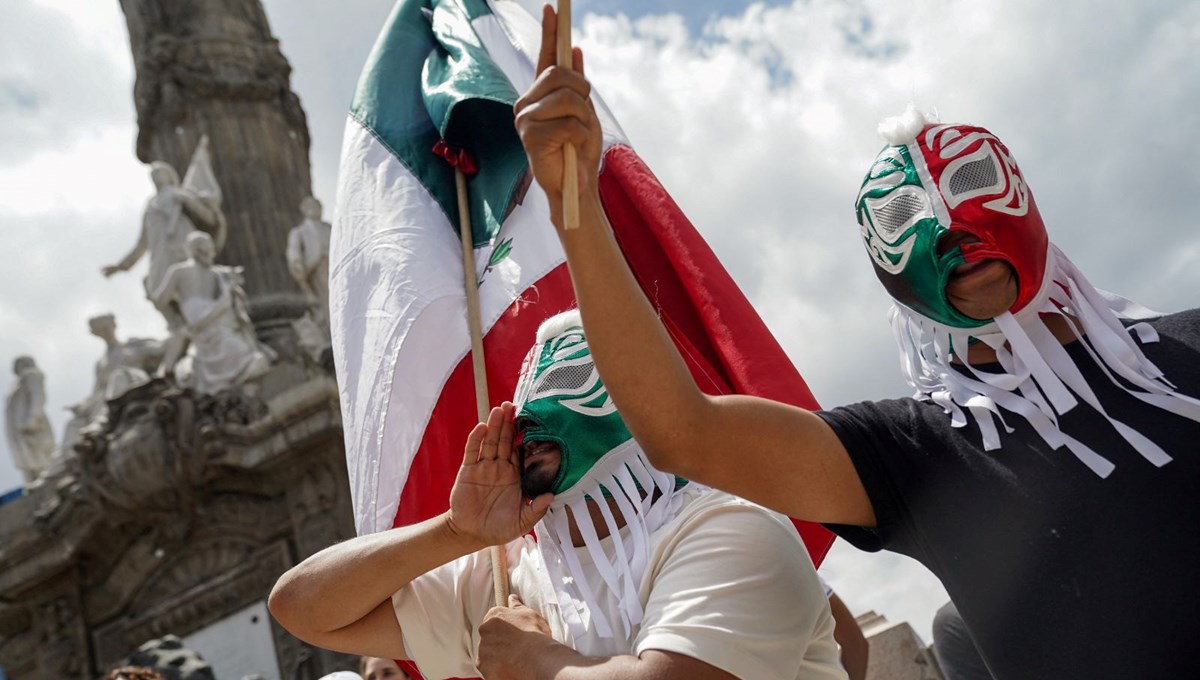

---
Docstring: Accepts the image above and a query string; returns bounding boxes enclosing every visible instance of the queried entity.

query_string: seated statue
[61,315,164,455]
[151,232,275,395]
[103,136,226,377]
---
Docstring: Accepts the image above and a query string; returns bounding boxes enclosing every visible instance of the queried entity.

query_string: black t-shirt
[819,309,1200,680]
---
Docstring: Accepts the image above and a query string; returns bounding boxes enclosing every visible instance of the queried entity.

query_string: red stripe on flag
[393,266,576,680]
[598,145,836,564]
[393,264,578,528]
[392,146,835,563]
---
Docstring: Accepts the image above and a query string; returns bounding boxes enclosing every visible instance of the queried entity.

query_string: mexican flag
[331,0,834,565]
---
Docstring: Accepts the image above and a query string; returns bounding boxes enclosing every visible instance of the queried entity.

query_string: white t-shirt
[393,490,846,680]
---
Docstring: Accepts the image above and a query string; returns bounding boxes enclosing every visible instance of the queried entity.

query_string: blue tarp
[0,487,23,508]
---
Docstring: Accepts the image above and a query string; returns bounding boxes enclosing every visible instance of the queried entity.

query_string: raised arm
[514,6,873,526]
[268,403,553,658]
[103,218,148,277]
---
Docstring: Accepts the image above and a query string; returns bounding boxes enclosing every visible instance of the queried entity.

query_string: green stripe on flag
[350,0,527,247]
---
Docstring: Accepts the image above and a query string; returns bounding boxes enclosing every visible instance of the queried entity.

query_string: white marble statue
[103,136,227,375]
[151,231,275,395]
[84,314,163,406]
[286,196,332,323]
[5,356,56,483]
[61,315,164,455]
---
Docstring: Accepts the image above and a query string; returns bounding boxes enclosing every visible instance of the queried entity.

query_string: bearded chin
[520,463,557,498]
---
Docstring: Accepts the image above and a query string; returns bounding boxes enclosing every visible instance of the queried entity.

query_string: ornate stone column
[118,0,314,324]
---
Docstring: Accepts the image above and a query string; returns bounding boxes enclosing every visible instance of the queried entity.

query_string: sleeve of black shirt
[817,399,933,556]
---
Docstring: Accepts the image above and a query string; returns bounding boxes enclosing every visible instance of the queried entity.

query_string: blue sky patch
[578,0,794,33]
[1,81,40,112]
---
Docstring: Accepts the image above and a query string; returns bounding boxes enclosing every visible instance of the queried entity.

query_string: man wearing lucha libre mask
[516,59,1200,680]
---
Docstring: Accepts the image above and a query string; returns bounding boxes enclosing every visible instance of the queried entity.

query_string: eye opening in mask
[533,361,593,396]
[862,185,932,243]
[941,145,1006,208]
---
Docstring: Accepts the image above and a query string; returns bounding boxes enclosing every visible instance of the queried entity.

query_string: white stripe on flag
[332,118,466,534]
[333,1,633,535]
[333,116,569,534]
[480,1,630,149]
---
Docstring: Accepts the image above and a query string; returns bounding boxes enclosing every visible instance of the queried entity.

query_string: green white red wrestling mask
[513,310,695,644]
[859,109,1200,481]
[855,111,1048,328]
[513,318,635,496]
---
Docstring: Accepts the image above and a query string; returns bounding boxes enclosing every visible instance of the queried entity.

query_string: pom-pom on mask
[512,320,634,496]
[855,118,1048,328]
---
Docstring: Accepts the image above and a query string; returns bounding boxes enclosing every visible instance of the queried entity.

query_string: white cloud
[1,0,1196,645]
[0,0,134,162]
[0,127,146,218]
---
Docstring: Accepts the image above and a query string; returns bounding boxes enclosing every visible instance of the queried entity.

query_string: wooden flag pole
[455,167,511,608]
[557,0,581,231]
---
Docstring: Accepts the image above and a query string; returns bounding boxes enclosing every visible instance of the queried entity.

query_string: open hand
[446,403,553,548]
[514,5,603,215]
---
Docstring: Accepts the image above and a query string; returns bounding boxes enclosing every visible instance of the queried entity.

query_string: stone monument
[5,356,56,484]
[152,231,275,395]
[118,0,315,325]
[0,2,355,678]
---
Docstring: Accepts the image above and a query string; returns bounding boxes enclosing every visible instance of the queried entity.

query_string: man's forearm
[526,643,637,680]
[520,643,734,680]
[496,638,721,680]
[268,512,483,636]
[551,182,874,526]
[554,186,708,461]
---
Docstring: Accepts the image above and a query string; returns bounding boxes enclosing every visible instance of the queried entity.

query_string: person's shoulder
[675,487,784,517]
[651,492,828,609]
[819,395,950,442]
[666,490,807,550]
[822,395,937,419]
[1150,308,1200,337]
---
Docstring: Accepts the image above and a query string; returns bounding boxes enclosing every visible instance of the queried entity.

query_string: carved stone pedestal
[0,369,357,679]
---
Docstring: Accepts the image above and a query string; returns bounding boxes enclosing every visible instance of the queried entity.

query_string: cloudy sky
[2,0,1197,644]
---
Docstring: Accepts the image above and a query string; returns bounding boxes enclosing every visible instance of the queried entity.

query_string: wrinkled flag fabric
[331,0,834,564]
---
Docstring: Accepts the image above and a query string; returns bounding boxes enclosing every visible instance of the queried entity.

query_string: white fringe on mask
[532,438,693,649]
[891,244,1200,477]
